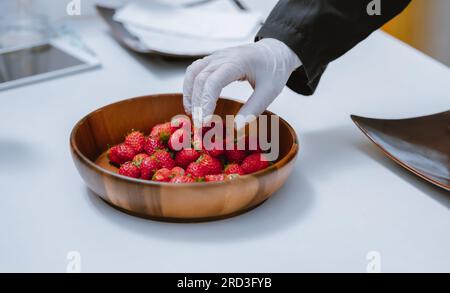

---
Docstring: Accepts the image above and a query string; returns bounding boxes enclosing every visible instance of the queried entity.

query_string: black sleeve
[256,0,412,95]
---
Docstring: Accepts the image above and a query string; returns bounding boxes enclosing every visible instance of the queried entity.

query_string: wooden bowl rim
[70,93,299,187]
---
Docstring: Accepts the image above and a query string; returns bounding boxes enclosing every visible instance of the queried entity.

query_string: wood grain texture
[70,93,299,222]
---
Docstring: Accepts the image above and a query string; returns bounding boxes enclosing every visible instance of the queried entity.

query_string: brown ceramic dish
[70,94,299,222]
[351,111,450,191]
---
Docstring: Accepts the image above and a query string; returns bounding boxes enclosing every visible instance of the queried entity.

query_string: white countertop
[1,13,449,273]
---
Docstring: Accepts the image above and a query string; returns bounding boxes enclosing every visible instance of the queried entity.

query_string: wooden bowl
[70,94,299,222]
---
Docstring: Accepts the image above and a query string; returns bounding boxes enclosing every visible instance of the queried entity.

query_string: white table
[1,12,449,273]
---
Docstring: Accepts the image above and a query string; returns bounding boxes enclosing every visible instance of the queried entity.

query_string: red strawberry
[224,163,244,175]
[124,131,145,153]
[170,175,195,184]
[119,162,141,178]
[150,122,173,143]
[168,128,190,151]
[203,135,224,157]
[245,135,262,153]
[143,136,165,155]
[153,150,175,169]
[152,168,172,182]
[225,148,246,164]
[140,156,160,180]
[197,154,222,175]
[108,144,136,165]
[205,174,225,182]
[132,153,149,166]
[205,148,224,158]
[224,138,247,163]
[186,162,207,178]
[175,149,201,169]
[241,153,270,174]
[170,166,185,178]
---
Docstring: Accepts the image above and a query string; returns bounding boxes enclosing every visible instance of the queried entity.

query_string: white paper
[124,22,256,56]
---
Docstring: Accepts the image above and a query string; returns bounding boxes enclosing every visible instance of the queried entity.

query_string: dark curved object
[351,111,450,191]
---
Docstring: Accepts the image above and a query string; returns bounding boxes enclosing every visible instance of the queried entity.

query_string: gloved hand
[183,38,302,129]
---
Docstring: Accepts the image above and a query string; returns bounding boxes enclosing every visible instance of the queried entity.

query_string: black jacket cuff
[256,21,324,96]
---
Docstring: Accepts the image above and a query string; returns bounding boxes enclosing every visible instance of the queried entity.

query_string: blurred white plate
[123,22,257,56]
[114,1,261,41]
[96,1,260,58]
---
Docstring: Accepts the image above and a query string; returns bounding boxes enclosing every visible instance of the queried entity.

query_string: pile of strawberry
[107,118,270,183]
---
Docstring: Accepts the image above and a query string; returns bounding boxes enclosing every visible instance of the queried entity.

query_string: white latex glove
[183,38,302,129]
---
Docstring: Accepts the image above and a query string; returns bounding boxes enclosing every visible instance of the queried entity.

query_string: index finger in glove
[183,58,209,115]
[193,62,244,122]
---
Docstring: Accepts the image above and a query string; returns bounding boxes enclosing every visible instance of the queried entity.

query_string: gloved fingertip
[234,110,258,131]
[202,112,215,126]
[192,106,203,129]
[233,114,247,132]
